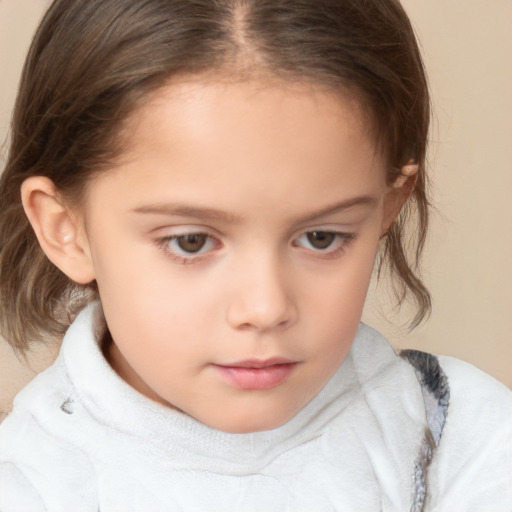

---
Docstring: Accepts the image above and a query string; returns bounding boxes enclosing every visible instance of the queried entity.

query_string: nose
[226,254,298,332]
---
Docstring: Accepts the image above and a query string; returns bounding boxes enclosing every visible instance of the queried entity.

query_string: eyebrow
[132,204,240,223]
[297,195,377,223]
[131,195,377,224]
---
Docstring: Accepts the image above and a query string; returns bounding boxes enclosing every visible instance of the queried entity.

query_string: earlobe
[21,176,95,284]
[381,163,418,235]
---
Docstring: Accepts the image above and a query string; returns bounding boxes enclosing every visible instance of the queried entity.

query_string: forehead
[119,77,380,165]
[85,78,387,219]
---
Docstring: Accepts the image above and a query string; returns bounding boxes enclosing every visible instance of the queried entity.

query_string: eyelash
[155,230,355,263]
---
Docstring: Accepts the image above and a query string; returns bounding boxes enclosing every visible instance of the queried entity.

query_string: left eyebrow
[296,195,378,223]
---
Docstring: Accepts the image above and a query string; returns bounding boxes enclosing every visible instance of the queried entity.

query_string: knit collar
[62,301,425,471]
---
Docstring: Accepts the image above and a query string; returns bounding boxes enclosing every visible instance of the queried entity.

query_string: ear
[381,162,418,235]
[21,176,95,284]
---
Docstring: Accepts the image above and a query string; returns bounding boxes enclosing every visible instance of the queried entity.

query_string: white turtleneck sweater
[0,303,510,511]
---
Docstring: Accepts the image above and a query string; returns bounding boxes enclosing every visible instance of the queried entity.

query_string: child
[0,0,510,510]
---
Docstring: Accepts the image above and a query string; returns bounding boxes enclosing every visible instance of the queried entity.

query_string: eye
[294,230,354,255]
[305,231,336,250]
[172,233,209,253]
[156,232,220,261]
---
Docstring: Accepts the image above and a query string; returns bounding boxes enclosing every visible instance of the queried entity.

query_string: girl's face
[77,79,401,433]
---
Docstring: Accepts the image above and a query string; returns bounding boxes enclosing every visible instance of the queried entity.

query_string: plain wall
[364,0,512,389]
[0,0,511,415]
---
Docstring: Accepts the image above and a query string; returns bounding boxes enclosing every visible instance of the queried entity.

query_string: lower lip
[213,363,297,390]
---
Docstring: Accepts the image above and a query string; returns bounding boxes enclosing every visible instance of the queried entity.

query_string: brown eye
[306,231,335,250]
[176,234,207,253]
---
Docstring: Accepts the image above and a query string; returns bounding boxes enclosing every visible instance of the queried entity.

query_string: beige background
[0,0,511,415]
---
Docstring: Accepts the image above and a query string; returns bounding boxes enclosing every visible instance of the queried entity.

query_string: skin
[22,79,413,433]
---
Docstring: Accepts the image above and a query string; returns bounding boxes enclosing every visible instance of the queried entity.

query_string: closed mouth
[212,359,298,390]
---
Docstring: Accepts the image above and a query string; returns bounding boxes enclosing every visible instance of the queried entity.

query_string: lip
[212,358,298,390]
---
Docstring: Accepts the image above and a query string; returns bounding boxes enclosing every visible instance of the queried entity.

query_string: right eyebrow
[131,203,241,223]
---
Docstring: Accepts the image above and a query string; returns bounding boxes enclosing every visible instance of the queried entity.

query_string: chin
[203,406,295,434]
[215,420,287,435]
[190,404,290,434]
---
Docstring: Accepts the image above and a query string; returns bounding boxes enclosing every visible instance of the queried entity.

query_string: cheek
[310,242,377,312]
[97,257,220,365]
[304,239,379,349]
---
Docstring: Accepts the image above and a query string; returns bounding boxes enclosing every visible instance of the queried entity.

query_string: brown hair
[0,0,430,353]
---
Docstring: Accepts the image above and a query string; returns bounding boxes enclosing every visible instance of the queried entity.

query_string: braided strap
[400,350,450,512]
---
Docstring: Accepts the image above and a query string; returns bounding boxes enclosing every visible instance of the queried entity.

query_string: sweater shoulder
[428,356,512,510]
[0,356,98,510]
[438,355,512,439]
[438,355,511,405]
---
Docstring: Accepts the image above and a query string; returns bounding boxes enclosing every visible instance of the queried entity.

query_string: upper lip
[215,357,296,369]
